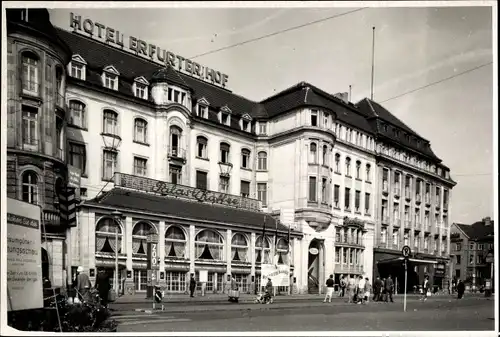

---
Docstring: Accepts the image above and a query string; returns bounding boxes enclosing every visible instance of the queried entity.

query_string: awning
[377,257,438,265]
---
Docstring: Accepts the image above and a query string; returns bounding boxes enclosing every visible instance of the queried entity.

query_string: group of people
[324,274,372,304]
[69,266,113,307]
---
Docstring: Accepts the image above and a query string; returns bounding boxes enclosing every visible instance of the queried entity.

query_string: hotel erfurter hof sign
[70,13,229,88]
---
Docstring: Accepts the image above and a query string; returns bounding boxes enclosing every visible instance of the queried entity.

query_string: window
[355,190,361,212]
[241,119,250,132]
[169,126,182,157]
[344,187,351,210]
[165,272,186,293]
[256,236,271,264]
[308,177,317,202]
[231,233,249,262]
[257,183,267,206]
[478,244,484,250]
[469,243,475,250]
[68,142,86,174]
[70,62,84,80]
[169,165,182,185]
[22,106,38,147]
[455,243,462,251]
[69,100,86,128]
[134,84,147,99]
[335,154,340,173]
[195,230,223,261]
[134,118,147,144]
[241,149,251,169]
[103,110,118,135]
[22,171,38,204]
[197,104,208,118]
[257,152,267,171]
[355,161,361,179]
[345,157,351,176]
[133,157,147,176]
[219,175,230,193]
[220,112,231,125]
[103,73,118,90]
[323,112,330,129]
[311,110,318,126]
[22,53,39,95]
[309,143,317,164]
[240,181,250,198]
[220,143,230,164]
[102,150,117,180]
[322,145,328,166]
[321,178,328,203]
[165,226,186,259]
[365,193,370,214]
[196,136,208,158]
[95,218,122,254]
[333,185,340,208]
[132,222,154,255]
[196,171,208,190]
[456,255,461,265]
[469,254,474,264]
[392,230,399,246]
[259,122,267,135]
[366,164,371,182]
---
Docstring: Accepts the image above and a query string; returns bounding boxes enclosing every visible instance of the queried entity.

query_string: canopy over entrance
[377,257,438,266]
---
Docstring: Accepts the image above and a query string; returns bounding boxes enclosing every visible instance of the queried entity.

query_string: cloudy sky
[47,3,494,225]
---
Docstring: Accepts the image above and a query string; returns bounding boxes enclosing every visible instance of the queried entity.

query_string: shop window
[276,238,289,265]
[255,236,271,264]
[132,222,155,255]
[231,233,249,262]
[95,218,122,254]
[195,230,223,261]
[165,271,187,293]
[165,226,186,258]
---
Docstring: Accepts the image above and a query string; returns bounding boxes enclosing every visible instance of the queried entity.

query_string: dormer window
[168,87,186,105]
[102,66,119,91]
[259,122,267,135]
[218,106,232,126]
[133,77,149,100]
[311,109,318,126]
[68,54,86,81]
[196,97,210,119]
[240,114,252,132]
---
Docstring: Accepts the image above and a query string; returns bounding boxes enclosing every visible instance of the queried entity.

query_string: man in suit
[373,276,382,302]
[385,275,394,303]
[96,268,111,307]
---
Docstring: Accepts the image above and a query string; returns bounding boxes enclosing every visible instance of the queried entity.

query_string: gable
[220,105,232,114]
[71,54,87,65]
[134,76,149,85]
[241,113,252,121]
[197,97,210,106]
[103,65,120,76]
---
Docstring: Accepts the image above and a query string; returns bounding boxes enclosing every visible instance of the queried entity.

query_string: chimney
[483,217,492,226]
[333,92,349,104]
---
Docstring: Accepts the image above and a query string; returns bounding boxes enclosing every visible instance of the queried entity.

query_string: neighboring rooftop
[454,217,495,241]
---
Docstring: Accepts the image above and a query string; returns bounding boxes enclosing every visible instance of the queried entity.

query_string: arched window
[309,142,317,164]
[169,125,183,156]
[95,218,122,254]
[241,149,251,169]
[335,153,341,173]
[195,230,223,260]
[134,118,148,144]
[220,142,230,164]
[231,233,248,262]
[322,145,328,166]
[69,100,86,128]
[22,171,38,204]
[165,226,186,258]
[276,238,289,265]
[132,222,155,255]
[21,51,39,95]
[196,136,208,159]
[257,151,267,171]
[345,157,351,176]
[255,236,271,264]
[356,160,361,179]
[103,109,118,135]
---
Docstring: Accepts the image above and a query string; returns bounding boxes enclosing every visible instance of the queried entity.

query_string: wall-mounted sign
[70,13,229,88]
[309,248,319,255]
[115,173,261,211]
[261,264,290,287]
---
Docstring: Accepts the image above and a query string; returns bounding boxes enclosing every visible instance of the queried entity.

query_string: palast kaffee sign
[69,13,229,88]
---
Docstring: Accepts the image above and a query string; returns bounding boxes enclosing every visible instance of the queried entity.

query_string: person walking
[324,274,335,303]
[357,276,366,304]
[364,277,372,304]
[385,275,394,303]
[347,275,356,303]
[265,278,274,304]
[457,279,465,299]
[189,274,197,297]
[76,266,91,303]
[96,268,111,307]
[373,276,382,302]
[339,275,346,297]
[420,275,430,301]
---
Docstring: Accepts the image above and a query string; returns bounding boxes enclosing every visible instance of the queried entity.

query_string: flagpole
[370,26,376,100]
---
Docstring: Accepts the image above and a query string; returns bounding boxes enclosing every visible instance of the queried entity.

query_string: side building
[450,217,494,291]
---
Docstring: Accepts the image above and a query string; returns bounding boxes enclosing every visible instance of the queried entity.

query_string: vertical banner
[6,198,43,311]
[67,165,82,200]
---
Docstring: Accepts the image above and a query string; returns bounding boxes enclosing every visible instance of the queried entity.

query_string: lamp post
[111,210,123,294]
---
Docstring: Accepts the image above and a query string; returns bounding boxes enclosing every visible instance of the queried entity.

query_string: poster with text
[260,264,290,287]
[7,198,43,311]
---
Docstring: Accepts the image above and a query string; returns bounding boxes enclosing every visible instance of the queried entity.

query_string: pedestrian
[457,279,465,299]
[76,266,91,303]
[324,274,335,303]
[420,275,430,301]
[357,276,366,304]
[347,275,356,303]
[372,276,381,302]
[381,278,387,302]
[96,268,111,307]
[189,274,196,297]
[452,277,457,294]
[364,277,371,304]
[385,275,394,302]
[265,278,274,304]
[339,275,346,297]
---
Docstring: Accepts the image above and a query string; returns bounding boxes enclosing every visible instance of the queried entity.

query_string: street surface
[113,296,494,332]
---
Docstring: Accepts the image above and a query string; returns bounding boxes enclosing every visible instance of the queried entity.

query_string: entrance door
[133,269,148,292]
[308,240,323,294]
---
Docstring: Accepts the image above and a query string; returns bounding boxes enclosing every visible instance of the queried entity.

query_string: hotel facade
[5,9,455,295]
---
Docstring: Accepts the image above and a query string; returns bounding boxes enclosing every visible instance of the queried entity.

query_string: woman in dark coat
[96,268,111,307]
[457,279,465,299]
[189,275,197,297]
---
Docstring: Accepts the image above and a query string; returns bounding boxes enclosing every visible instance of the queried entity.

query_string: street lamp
[111,210,123,294]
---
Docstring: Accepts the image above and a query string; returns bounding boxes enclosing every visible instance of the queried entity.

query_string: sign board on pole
[67,165,82,200]
[260,264,290,287]
[199,270,208,283]
[7,198,43,311]
[401,245,411,258]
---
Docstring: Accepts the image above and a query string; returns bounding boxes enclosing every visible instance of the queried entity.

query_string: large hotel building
[5,9,456,295]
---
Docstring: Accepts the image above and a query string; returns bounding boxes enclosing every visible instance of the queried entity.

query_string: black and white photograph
[1,1,497,334]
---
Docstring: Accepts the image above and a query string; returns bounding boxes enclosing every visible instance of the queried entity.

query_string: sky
[47,3,495,225]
